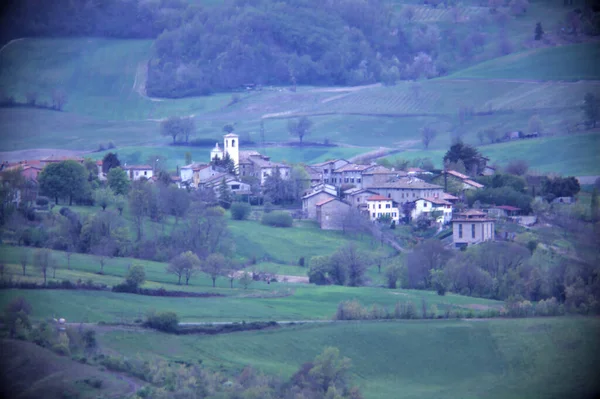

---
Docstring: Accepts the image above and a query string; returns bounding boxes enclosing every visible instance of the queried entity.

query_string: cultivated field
[96,317,600,399]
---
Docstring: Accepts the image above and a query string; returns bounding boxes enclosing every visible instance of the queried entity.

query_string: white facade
[124,166,153,181]
[411,198,453,224]
[366,196,401,222]
[210,133,240,170]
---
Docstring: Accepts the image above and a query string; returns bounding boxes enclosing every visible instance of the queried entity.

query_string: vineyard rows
[317,89,442,115]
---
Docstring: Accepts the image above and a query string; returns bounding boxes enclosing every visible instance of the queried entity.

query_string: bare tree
[51,257,59,279]
[91,238,116,274]
[421,126,437,149]
[203,253,227,287]
[20,250,28,276]
[51,88,68,110]
[34,248,52,285]
[505,159,529,176]
[65,246,73,270]
[287,116,313,144]
[226,264,240,289]
[167,251,201,285]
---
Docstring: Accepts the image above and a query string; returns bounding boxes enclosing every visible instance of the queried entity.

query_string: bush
[144,311,179,333]
[35,197,49,206]
[261,211,293,227]
[230,202,251,220]
[298,257,305,267]
[52,343,71,357]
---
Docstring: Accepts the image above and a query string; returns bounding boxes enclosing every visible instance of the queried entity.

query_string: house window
[357,178,361,183]
[378,204,381,209]
[242,172,246,176]
[324,178,329,183]
[385,204,390,209]
[424,202,428,208]
[393,213,396,217]
[344,178,349,183]
[232,184,240,190]
[324,169,329,174]
[388,194,391,198]
[372,213,376,218]
[144,171,147,176]
[232,139,235,147]
[350,178,354,183]
[471,224,475,238]
[356,198,360,202]
[459,224,463,238]
[285,171,289,177]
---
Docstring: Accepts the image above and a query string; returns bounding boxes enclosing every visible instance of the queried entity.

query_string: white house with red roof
[366,195,401,222]
[411,196,453,224]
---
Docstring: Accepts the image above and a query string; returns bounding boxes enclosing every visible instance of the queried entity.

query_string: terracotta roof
[458,209,487,216]
[368,179,443,190]
[311,159,349,168]
[248,156,288,169]
[334,163,373,173]
[494,205,521,211]
[446,170,470,180]
[123,164,153,170]
[419,197,451,205]
[463,179,484,188]
[316,197,337,207]
[96,160,103,165]
[302,190,336,200]
[367,195,390,201]
[442,193,459,200]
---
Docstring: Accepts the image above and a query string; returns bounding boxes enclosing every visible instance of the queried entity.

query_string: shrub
[83,378,103,389]
[298,257,305,267]
[52,343,71,356]
[261,211,293,227]
[35,197,49,206]
[144,311,179,333]
[230,202,251,220]
[82,329,97,349]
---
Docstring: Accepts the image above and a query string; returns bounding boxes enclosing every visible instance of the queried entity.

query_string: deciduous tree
[582,92,599,128]
[102,152,121,173]
[203,253,227,287]
[34,248,52,284]
[94,187,115,211]
[167,251,201,285]
[421,125,437,149]
[287,116,313,144]
[38,160,89,205]
[107,167,129,196]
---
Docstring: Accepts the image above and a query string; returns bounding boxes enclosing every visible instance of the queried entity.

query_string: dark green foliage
[308,244,370,287]
[144,311,179,333]
[218,178,233,209]
[160,116,195,144]
[101,153,120,174]
[443,141,485,175]
[125,264,146,288]
[38,160,89,205]
[212,153,235,175]
[467,187,533,213]
[534,22,544,40]
[541,176,580,200]
[261,211,293,227]
[230,202,251,220]
[82,330,97,350]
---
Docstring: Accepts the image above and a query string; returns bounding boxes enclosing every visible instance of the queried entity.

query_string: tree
[107,167,129,196]
[384,259,403,289]
[129,188,148,241]
[102,153,121,174]
[126,264,146,289]
[226,264,240,288]
[91,238,116,274]
[443,141,484,176]
[223,124,235,133]
[167,251,201,285]
[582,92,599,128]
[421,126,437,149]
[239,271,253,289]
[184,151,192,165]
[4,297,32,338]
[20,250,28,276]
[591,188,599,222]
[38,160,89,205]
[94,187,115,211]
[287,116,313,144]
[203,253,227,287]
[114,194,126,216]
[331,243,369,287]
[218,178,233,209]
[34,248,52,284]
[302,347,352,394]
[161,116,195,144]
[535,22,544,40]
[528,115,544,135]
[485,128,499,144]
[505,159,529,176]
[405,239,452,289]
[51,88,68,110]
[230,202,251,220]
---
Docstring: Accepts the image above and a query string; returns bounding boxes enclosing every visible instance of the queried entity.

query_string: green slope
[97,318,600,399]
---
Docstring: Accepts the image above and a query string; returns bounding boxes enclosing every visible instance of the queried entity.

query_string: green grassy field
[385,132,600,176]
[448,43,600,81]
[96,317,600,399]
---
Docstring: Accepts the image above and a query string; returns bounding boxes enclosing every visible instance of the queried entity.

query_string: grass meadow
[96,317,600,399]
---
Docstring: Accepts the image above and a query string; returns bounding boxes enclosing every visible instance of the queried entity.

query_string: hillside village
[2,132,570,251]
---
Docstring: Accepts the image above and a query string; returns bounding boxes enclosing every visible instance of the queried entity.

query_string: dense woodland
[4,0,599,97]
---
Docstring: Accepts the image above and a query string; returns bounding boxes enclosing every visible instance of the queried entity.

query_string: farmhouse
[316,198,351,230]
[179,162,217,188]
[310,159,350,184]
[123,165,153,181]
[452,210,495,248]
[330,163,375,188]
[302,190,337,220]
[366,178,444,205]
[199,172,251,195]
[411,197,453,224]
[344,188,378,208]
[366,195,401,222]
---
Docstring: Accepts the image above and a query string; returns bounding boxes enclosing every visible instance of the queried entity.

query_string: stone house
[367,178,444,205]
[179,163,217,188]
[343,188,378,208]
[316,198,351,230]
[310,159,350,185]
[330,163,374,188]
[302,190,337,220]
[452,210,495,248]
[361,166,405,188]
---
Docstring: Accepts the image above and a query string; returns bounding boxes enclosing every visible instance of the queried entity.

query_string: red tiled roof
[464,179,484,188]
[367,195,390,201]
[316,197,337,207]
[420,197,452,205]
[446,170,469,180]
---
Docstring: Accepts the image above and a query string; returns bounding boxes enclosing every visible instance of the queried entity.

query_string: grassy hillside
[97,318,600,399]
[384,132,600,176]
[448,43,600,81]
[0,339,134,399]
